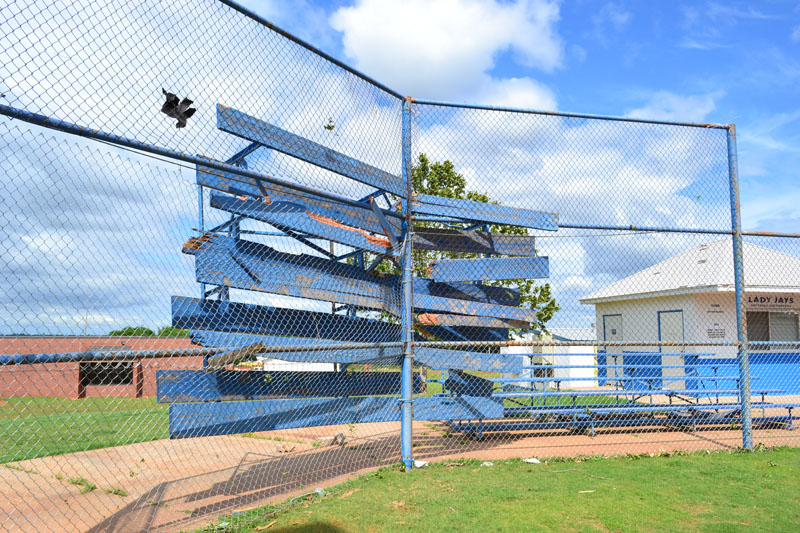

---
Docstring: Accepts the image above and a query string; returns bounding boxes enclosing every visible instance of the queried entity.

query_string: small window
[82,362,133,385]
[746,311,799,350]
[771,312,800,343]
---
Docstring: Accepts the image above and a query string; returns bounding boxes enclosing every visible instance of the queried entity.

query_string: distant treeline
[107,326,190,337]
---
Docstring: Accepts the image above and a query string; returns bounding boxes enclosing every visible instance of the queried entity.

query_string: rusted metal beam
[210,193,396,256]
[198,166,398,235]
[417,313,528,329]
[189,330,521,373]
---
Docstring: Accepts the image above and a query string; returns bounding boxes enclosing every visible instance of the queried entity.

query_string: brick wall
[0,336,202,398]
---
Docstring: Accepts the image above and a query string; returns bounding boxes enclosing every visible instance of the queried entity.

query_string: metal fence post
[400,97,415,469]
[727,124,752,449]
[198,185,206,299]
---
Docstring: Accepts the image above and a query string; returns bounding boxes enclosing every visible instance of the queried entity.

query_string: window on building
[746,311,799,349]
[81,361,133,386]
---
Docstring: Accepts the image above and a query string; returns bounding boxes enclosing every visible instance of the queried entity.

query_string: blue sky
[243,0,800,233]
[1,0,798,334]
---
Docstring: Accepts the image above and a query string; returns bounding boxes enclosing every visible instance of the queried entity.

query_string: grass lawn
[206,447,800,533]
[0,397,168,463]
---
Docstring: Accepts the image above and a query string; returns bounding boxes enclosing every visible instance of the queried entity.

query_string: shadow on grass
[84,417,773,532]
[273,523,347,533]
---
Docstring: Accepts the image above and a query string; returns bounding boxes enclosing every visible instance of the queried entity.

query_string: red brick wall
[0,362,80,399]
[0,337,202,399]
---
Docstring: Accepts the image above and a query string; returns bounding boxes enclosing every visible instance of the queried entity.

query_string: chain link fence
[1,1,798,531]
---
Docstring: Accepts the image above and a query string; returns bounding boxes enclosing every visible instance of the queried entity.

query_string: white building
[580,239,800,368]
[500,327,597,390]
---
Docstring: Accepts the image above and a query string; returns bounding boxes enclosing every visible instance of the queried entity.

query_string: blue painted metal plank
[174,296,503,344]
[189,234,400,315]
[197,166,395,235]
[173,296,399,343]
[416,324,508,343]
[188,235,535,321]
[412,277,519,307]
[169,395,504,438]
[492,389,783,398]
[412,193,559,231]
[445,370,494,397]
[157,369,423,403]
[190,330,403,365]
[198,167,536,256]
[413,227,536,256]
[189,330,520,373]
[210,193,396,256]
[430,256,549,282]
[217,105,405,196]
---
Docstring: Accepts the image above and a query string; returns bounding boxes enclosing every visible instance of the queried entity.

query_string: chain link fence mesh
[1,1,798,532]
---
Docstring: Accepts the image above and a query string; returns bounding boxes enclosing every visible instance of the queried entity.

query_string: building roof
[580,239,800,305]
[0,336,195,355]
[550,328,597,342]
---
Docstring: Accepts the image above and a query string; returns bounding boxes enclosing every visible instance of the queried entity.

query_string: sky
[1,0,798,336]
[243,0,800,233]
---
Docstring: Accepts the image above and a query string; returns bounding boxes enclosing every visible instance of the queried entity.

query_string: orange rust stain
[416,314,439,325]
[235,194,271,204]
[182,234,214,253]
[307,212,391,249]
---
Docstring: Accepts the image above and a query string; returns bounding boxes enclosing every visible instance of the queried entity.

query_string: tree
[156,326,190,338]
[108,326,155,337]
[106,326,189,337]
[369,154,560,335]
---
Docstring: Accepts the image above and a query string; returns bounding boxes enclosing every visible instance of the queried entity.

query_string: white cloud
[570,44,587,63]
[474,77,557,110]
[678,38,727,51]
[594,3,631,33]
[626,91,723,123]
[705,3,776,23]
[330,0,562,105]
[238,0,341,54]
[792,24,800,42]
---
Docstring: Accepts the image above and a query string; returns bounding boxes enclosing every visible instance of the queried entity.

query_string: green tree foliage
[156,326,190,338]
[107,326,155,337]
[107,326,189,337]
[367,154,559,335]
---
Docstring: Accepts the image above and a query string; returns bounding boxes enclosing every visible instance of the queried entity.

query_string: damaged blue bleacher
[157,104,555,438]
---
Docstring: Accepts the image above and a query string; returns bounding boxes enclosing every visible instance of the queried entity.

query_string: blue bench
[436,356,800,438]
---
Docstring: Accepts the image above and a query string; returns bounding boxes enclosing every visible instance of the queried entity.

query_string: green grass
[0,397,168,463]
[67,476,97,494]
[423,369,638,408]
[206,447,800,533]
